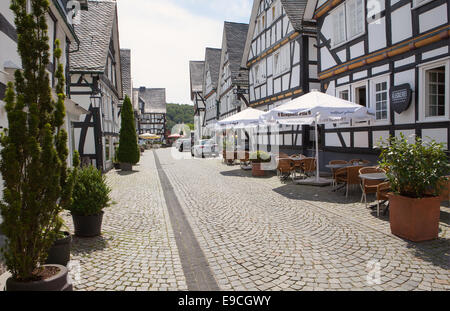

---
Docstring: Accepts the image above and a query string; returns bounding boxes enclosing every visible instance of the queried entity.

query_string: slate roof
[189,61,204,99]
[203,48,222,94]
[280,0,316,32]
[135,87,167,114]
[70,0,117,72]
[224,22,249,84]
[121,49,132,99]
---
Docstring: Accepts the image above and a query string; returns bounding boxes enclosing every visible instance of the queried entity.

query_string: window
[105,137,110,161]
[331,0,365,47]
[254,63,266,85]
[339,90,349,101]
[273,44,290,76]
[346,0,364,39]
[425,66,446,117]
[332,5,346,46]
[374,81,388,120]
[355,85,367,107]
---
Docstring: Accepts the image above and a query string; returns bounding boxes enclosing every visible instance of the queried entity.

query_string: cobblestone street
[64,148,449,291]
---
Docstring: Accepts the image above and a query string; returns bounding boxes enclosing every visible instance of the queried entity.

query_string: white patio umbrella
[216,108,265,129]
[260,90,375,185]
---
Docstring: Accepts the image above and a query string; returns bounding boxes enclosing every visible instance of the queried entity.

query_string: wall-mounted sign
[390,84,412,114]
[233,88,248,95]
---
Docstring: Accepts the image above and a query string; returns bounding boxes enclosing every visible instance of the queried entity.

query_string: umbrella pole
[315,116,320,182]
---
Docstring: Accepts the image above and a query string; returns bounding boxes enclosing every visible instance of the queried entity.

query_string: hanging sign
[390,84,412,114]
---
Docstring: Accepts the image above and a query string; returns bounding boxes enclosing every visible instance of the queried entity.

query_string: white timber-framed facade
[69,0,123,173]
[241,0,320,154]
[189,60,205,141]
[305,0,450,166]
[217,22,250,121]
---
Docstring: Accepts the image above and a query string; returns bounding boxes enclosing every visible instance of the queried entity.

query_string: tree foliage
[379,134,450,198]
[69,165,111,216]
[166,103,194,132]
[0,0,74,281]
[117,95,139,164]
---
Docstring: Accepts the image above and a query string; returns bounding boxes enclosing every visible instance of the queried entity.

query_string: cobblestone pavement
[158,148,449,291]
[61,148,449,291]
[62,151,187,291]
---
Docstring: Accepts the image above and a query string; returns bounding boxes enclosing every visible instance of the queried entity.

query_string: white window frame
[418,58,450,123]
[273,44,290,77]
[329,0,365,48]
[351,80,370,127]
[370,74,390,125]
[412,0,434,9]
[335,85,352,128]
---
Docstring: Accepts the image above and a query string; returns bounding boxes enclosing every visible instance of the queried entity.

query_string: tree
[0,0,74,281]
[117,95,140,165]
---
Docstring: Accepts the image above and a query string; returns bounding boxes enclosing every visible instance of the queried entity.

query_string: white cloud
[117,0,226,105]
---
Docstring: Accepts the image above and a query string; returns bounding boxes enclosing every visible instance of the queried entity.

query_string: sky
[116,0,253,106]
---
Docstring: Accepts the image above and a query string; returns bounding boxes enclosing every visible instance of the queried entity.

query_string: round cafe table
[359,172,389,214]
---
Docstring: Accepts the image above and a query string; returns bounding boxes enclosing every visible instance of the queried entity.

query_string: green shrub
[249,151,271,163]
[117,96,140,164]
[69,165,111,216]
[0,0,74,281]
[378,134,450,198]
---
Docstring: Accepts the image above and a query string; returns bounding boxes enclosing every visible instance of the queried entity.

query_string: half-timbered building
[189,60,205,141]
[217,22,250,120]
[0,0,89,168]
[241,0,319,154]
[305,0,450,165]
[136,87,167,141]
[69,0,123,172]
[120,49,139,132]
[202,48,222,136]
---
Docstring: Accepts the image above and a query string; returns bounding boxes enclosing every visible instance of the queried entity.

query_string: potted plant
[113,146,121,169]
[249,151,271,177]
[0,1,74,291]
[68,165,112,237]
[45,220,72,267]
[222,140,236,165]
[117,96,140,171]
[379,134,449,242]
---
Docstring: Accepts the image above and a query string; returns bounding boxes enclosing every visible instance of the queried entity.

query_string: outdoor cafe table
[359,172,389,214]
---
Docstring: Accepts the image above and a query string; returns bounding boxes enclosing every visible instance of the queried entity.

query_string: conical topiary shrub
[117,95,140,171]
[0,0,74,286]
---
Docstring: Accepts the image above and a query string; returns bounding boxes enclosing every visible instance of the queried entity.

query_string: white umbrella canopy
[217,108,266,129]
[260,90,374,125]
[260,90,375,185]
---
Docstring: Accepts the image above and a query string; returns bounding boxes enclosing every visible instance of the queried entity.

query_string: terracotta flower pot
[120,162,132,171]
[45,231,72,266]
[6,264,73,291]
[388,193,441,242]
[72,211,104,237]
[252,162,266,177]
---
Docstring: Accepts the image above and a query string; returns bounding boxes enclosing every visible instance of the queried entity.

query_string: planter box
[388,194,441,242]
[120,163,132,171]
[72,212,104,237]
[6,264,72,291]
[252,163,266,177]
[45,232,72,266]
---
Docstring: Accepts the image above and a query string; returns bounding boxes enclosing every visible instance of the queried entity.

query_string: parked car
[175,138,191,152]
[191,139,219,158]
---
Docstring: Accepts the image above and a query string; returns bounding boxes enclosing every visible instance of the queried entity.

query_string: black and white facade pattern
[217,22,250,120]
[189,60,205,141]
[305,0,450,163]
[69,0,123,172]
[241,0,320,153]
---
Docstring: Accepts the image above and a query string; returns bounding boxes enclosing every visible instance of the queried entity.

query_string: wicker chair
[277,158,295,181]
[359,167,386,209]
[376,182,391,216]
[335,165,365,197]
[349,159,370,165]
[294,158,316,179]
[329,160,348,187]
